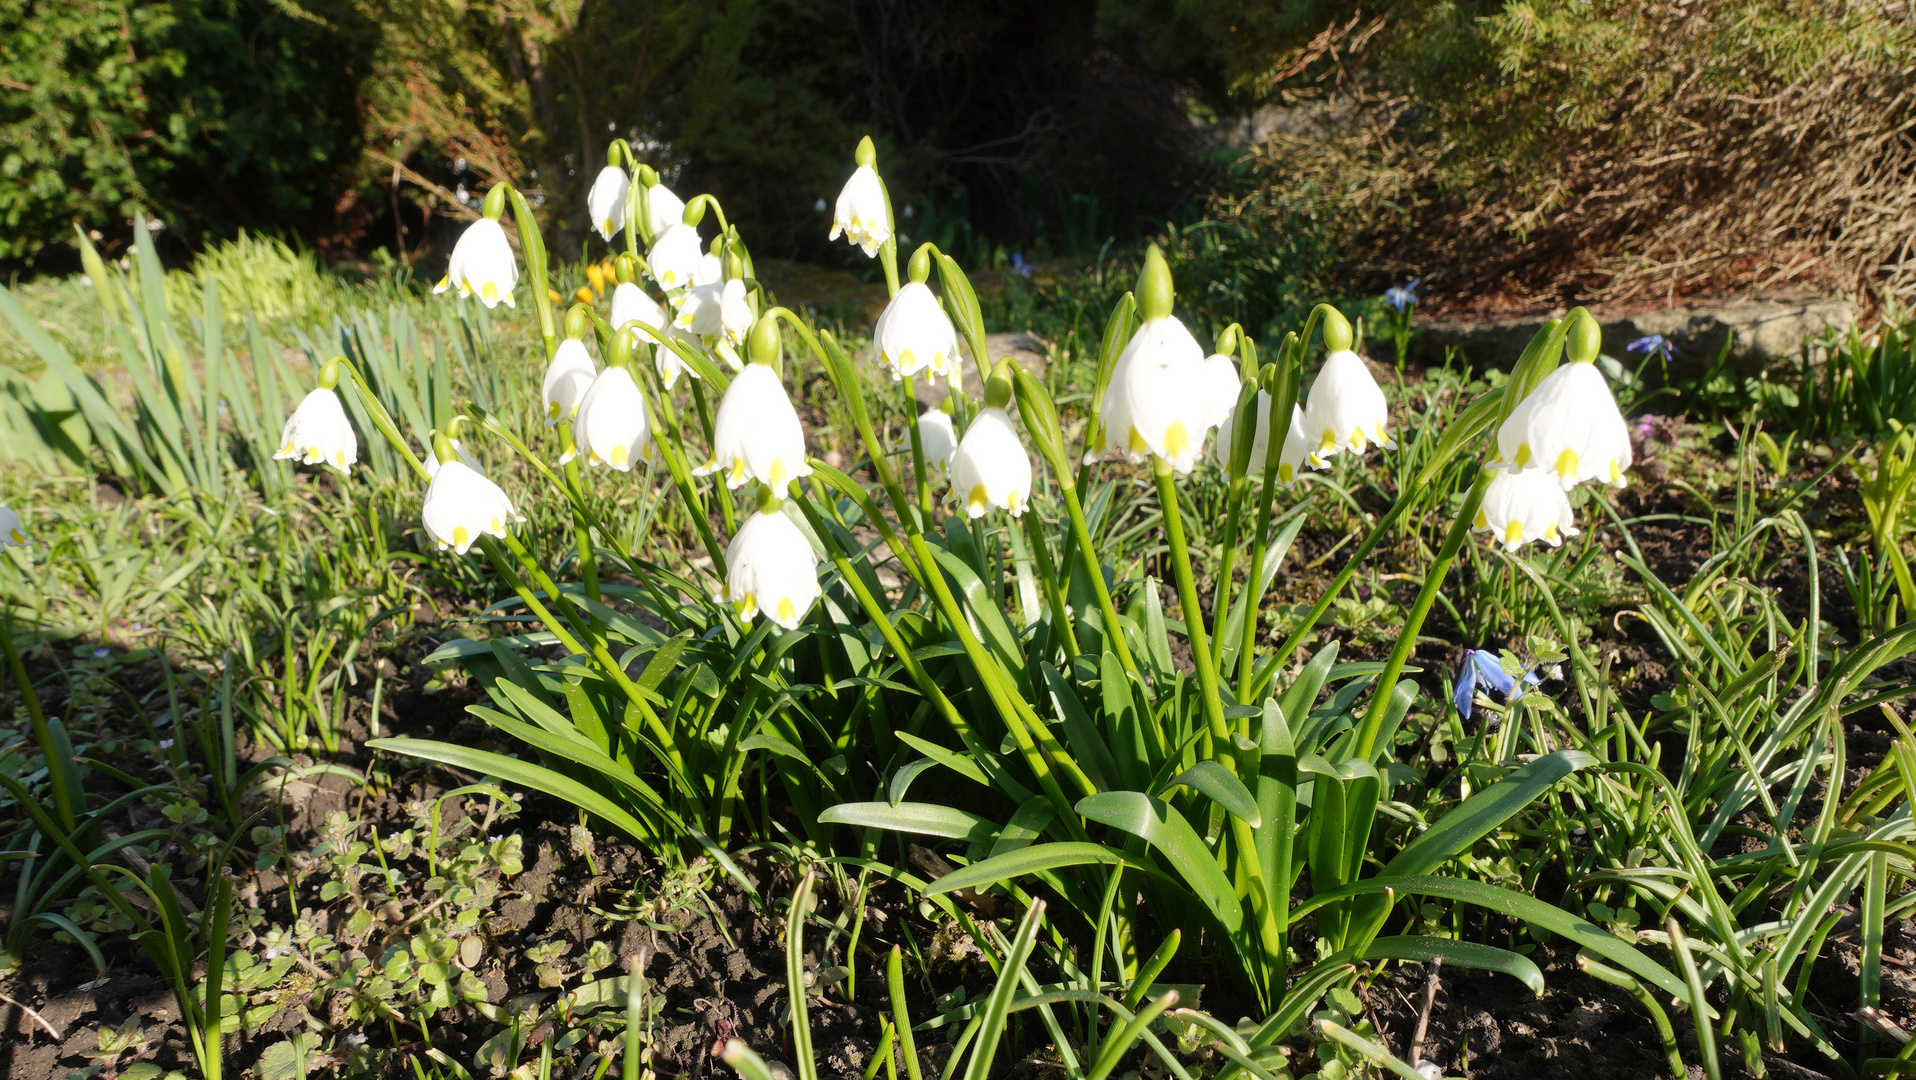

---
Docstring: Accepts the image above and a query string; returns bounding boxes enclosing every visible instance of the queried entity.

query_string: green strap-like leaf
[818,801,999,842]
[1361,935,1544,995]
[1078,791,1244,932]
[1164,761,1261,827]
[1383,749,1597,877]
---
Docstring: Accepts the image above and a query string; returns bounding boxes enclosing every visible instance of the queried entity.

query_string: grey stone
[1413,295,1857,377]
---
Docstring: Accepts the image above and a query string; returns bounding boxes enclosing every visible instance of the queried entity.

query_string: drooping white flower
[1098,315,1216,474]
[1495,361,1632,489]
[587,166,629,241]
[610,281,666,333]
[275,388,358,474]
[1214,396,1309,484]
[694,252,723,289]
[695,363,811,492]
[569,366,654,470]
[421,461,523,555]
[1197,352,1243,432]
[644,182,686,240]
[950,407,1032,517]
[432,218,518,308]
[913,409,957,477]
[1472,467,1580,551]
[721,507,821,631]
[543,339,598,426]
[829,165,890,257]
[646,224,704,290]
[1300,349,1392,466]
[675,279,753,348]
[873,282,959,382]
[0,506,26,548]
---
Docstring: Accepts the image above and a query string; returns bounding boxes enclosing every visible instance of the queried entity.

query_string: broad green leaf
[817,801,998,842]
[924,841,1169,895]
[1383,750,1597,877]
[1164,761,1261,827]
[1077,791,1243,932]
[988,797,1058,858]
[1297,875,1684,998]
[1362,936,1544,995]
[366,738,655,842]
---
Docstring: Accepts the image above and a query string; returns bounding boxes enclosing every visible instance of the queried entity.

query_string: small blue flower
[1383,278,1422,313]
[1009,253,1034,279]
[92,647,111,659]
[1452,649,1542,720]
[1626,334,1675,358]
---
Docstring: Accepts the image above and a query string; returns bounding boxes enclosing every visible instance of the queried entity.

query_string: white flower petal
[830,166,891,257]
[1494,362,1632,489]
[1472,467,1580,551]
[723,508,821,630]
[573,367,654,471]
[433,218,518,309]
[1301,349,1392,465]
[874,282,959,382]
[950,407,1032,517]
[696,364,811,491]
[587,166,629,241]
[421,461,523,555]
[274,387,358,474]
[542,339,599,426]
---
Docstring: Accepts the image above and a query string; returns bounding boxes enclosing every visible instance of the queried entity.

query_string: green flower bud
[747,312,782,370]
[637,163,659,187]
[1568,308,1602,365]
[984,360,1016,410]
[1322,307,1353,352]
[1136,245,1174,322]
[855,135,877,169]
[564,302,594,341]
[480,184,508,221]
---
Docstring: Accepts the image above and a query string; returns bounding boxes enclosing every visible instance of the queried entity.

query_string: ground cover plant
[0,133,1913,1080]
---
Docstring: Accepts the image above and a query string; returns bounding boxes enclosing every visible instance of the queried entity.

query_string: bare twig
[0,989,61,1041]
[1407,958,1442,1071]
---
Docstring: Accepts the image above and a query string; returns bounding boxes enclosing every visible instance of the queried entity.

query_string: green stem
[1022,511,1080,658]
[1208,474,1250,672]
[559,437,602,602]
[1153,458,1231,752]
[335,358,431,482]
[1236,341,1302,695]
[905,377,931,518]
[477,536,586,656]
[1350,468,1491,760]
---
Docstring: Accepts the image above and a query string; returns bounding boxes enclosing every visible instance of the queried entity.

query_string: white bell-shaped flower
[1215,396,1309,484]
[1197,353,1242,432]
[675,279,753,348]
[587,166,628,241]
[694,252,723,289]
[873,282,959,382]
[542,339,598,426]
[722,506,821,631]
[275,387,358,474]
[912,409,957,477]
[570,366,654,470]
[830,165,890,257]
[1099,315,1216,474]
[1495,361,1632,489]
[421,460,523,555]
[1300,349,1392,466]
[644,182,686,240]
[646,224,704,290]
[610,281,666,333]
[950,406,1032,517]
[695,362,811,492]
[432,218,518,308]
[1473,467,1580,551]
[0,506,26,548]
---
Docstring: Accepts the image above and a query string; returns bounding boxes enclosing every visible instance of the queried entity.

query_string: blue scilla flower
[1010,252,1034,279]
[1452,649,1542,720]
[1626,334,1675,359]
[1384,278,1421,313]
